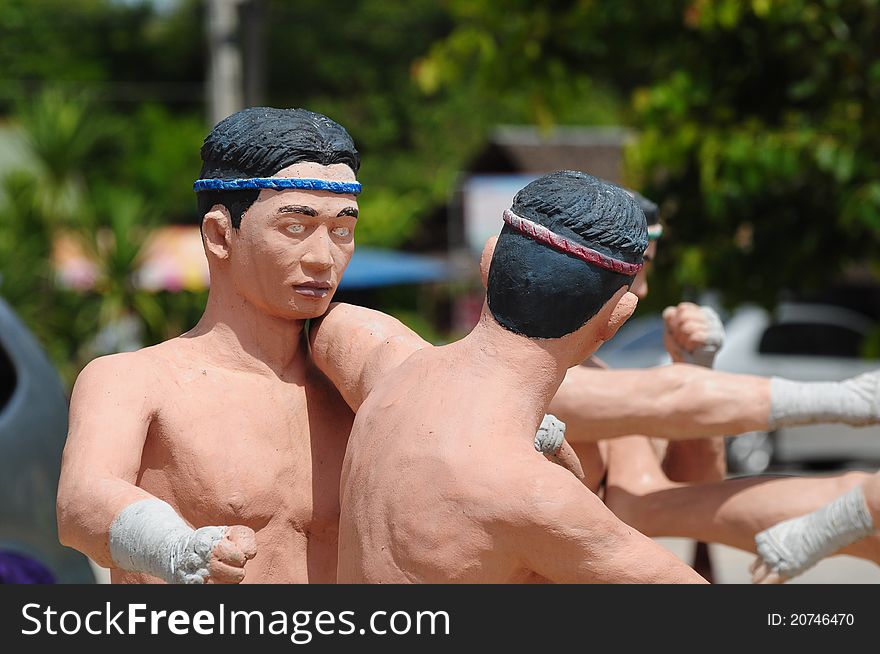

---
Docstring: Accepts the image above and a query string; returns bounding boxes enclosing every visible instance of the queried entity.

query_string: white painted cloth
[754,486,875,580]
[534,413,566,455]
[109,498,226,584]
[769,371,880,429]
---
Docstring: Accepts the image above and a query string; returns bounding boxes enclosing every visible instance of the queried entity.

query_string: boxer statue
[324,171,706,583]
[57,107,361,583]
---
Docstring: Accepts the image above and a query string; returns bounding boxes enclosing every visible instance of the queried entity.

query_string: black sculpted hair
[631,191,659,226]
[487,170,647,339]
[196,107,360,228]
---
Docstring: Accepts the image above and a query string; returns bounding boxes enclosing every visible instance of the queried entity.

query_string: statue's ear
[597,289,638,342]
[479,236,499,289]
[202,205,233,261]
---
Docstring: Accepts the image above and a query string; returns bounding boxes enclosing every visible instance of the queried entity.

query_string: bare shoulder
[477,441,707,583]
[74,349,158,390]
[473,451,604,530]
[308,303,430,409]
[312,302,429,350]
[520,459,607,524]
[70,345,172,417]
[63,345,185,481]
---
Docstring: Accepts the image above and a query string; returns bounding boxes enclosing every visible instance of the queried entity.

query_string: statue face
[227,161,358,320]
[630,240,657,301]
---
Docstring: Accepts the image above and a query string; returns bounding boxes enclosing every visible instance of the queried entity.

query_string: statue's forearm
[56,472,158,568]
[57,475,232,584]
[550,364,771,442]
[754,484,876,582]
[309,303,429,411]
[553,363,880,444]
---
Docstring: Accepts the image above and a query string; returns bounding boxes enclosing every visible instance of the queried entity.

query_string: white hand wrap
[769,371,880,429]
[109,498,226,584]
[534,413,566,455]
[754,486,875,580]
[678,306,725,368]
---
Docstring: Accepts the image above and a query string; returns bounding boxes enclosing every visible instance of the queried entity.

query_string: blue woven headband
[193,177,362,195]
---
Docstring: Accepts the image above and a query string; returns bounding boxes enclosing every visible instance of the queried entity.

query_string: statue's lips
[293,282,332,298]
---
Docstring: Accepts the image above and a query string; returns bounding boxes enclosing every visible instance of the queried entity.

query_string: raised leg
[752,471,880,582]
[603,436,879,563]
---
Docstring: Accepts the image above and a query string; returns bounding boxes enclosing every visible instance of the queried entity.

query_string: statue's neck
[458,304,570,411]
[185,285,307,378]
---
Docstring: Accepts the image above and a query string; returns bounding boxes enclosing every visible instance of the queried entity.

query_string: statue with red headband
[324,171,705,582]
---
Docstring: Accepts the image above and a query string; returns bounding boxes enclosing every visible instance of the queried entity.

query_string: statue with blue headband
[58,107,363,584]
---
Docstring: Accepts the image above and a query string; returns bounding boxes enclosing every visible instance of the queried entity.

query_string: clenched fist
[172,524,257,584]
[205,525,258,584]
[108,498,259,585]
[662,302,724,368]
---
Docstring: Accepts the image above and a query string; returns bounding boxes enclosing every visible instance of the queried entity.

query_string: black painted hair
[631,191,659,226]
[487,170,648,339]
[196,107,360,228]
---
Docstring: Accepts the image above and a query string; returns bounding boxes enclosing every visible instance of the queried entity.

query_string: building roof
[405,125,632,252]
[468,125,633,182]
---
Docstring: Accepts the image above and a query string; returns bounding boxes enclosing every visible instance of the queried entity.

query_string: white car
[715,303,880,472]
[596,302,880,473]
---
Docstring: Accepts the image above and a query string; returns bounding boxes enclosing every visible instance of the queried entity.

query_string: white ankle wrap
[754,486,875,579]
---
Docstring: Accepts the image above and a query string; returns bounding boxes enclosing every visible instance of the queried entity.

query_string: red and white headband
[501,209,643,276]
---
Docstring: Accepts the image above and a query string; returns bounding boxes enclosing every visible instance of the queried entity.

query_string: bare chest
[138,371,352,534]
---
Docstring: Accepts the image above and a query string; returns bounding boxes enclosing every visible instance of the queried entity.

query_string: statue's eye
[286,224,305,235]
[331,226,351,238]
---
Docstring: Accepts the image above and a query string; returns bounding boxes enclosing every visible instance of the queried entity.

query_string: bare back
[337,345,547,583]
[337,345,705,584]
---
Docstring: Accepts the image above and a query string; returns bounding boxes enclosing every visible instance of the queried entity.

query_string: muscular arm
[57,354,160,567]
[57,354,253,583]
[309,303,430,411]
[659,303,727,482]
[549,363,771,442]
[552,298,880,444]
[515,468,707,583]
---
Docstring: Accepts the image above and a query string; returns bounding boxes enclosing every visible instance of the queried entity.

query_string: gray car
[0,297,94,582]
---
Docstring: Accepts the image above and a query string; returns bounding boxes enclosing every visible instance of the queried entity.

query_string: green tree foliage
[0,0,204,108]
[261,0,622,247]
[420,0,880,308]
[0,90,207,384]
[631,0,880,307]
[413,0,682,124]
[0,0,207,222]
